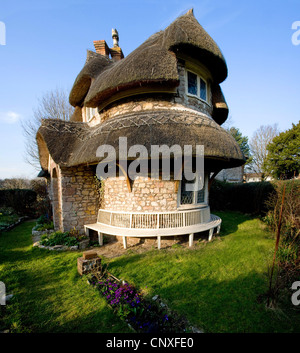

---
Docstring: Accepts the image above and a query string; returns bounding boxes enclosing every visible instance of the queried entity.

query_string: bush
[209,180,275,215]
[0,189,37,216]
[40,231,78,247]
[39,227,88,247]
[33,222,54,231]
[263,179,300,305]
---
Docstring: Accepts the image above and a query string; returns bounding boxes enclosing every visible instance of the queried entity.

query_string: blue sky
[0,0,299,179]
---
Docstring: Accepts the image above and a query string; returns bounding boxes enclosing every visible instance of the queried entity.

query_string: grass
[0,221,130,333]
[0,212,299,333]
[107,211,300,333]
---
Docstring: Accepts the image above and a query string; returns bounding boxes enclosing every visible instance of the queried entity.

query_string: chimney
[110,29,124,62]
[93,40,110,57]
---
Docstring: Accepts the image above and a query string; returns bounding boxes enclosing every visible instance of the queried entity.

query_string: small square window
[180,179,194,205]
[187,71,198,96]
[180,175,206,206]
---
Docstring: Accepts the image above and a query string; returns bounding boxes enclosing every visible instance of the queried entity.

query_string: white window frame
[177,173,209,209]
[185,69,209,104]
[85,107,97,122]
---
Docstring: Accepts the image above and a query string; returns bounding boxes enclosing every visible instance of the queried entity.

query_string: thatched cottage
[37,10,245,249]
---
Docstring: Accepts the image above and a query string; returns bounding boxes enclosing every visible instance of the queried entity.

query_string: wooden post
[157,236,161,250]
[189,233,194,247]
[98,232,103,246]
[123,236,127,249]
[208,228,213,241]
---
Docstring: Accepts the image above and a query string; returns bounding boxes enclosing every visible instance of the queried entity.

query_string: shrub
[33,222,54,231]
[0,189,37,216]
[264,179,300,305]
[209,180,275,215]
[40,231,78,247]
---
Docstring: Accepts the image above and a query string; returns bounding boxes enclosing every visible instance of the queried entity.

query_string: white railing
[97,207,210,230]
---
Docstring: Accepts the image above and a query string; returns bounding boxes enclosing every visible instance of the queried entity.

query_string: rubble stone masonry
[102,176,178,212]
[59,165,99,233]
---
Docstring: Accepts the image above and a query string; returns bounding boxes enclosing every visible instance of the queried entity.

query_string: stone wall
[59,165,99,233]
[102,176,178,212]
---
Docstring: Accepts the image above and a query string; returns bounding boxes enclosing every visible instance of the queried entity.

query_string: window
[86,107,97,121]
[187,71,198,96]
[186,70,208,103]
[179,174,207,206]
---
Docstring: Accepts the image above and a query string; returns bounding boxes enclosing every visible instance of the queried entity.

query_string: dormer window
[186,70,208,103]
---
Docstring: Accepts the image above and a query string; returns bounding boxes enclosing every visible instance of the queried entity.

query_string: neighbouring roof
[69,9,227,108]
[37,111,245,172]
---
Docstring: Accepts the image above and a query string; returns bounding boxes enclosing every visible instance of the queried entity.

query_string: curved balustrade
[84,207,222,249]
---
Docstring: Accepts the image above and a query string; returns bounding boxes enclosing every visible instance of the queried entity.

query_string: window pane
[197,188,205,203]
[180,179,194,204]
[187,71,198,96]
[200,78,207,101]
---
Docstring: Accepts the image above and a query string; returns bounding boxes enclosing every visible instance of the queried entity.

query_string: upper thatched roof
[69,50,113,107]
[69,9,227,108]
[37,110,245,172]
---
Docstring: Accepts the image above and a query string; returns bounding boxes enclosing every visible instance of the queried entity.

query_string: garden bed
[32,215,89,251]
[87,268,201,333]
[0,207,23,233]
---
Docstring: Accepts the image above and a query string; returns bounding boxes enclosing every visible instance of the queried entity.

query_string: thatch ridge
[69,50,113,107]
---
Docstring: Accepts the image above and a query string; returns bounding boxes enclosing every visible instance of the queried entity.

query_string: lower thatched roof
[37,110,245,172]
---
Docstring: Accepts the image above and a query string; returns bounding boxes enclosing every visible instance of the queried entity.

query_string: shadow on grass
[213,210,254,237]
[107,254,299,333]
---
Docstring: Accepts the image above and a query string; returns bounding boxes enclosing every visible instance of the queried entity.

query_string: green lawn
[0,221,130,333]
[108,211,300,333]
[0,213,299,333]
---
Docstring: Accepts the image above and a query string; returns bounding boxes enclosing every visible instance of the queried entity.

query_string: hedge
[209,180,275,215]
[0,189,37,215]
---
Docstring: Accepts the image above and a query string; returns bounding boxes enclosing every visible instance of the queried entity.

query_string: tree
[249,124,279,173]
[227,127,252,164]
[263,121,300,179]
[22,88,74,170]
[0,178,31,189]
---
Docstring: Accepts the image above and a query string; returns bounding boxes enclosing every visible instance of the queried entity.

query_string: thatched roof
[37,110,245,172]
[211,84,229,125]
[69,9,227,108]
[69,50,113,107]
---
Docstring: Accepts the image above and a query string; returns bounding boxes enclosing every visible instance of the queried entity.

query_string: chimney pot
[112,28,119,47]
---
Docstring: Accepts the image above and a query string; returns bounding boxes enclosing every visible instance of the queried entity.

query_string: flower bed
[0,207,20,232]
[32,215,89,251]
[87,271,199,333]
